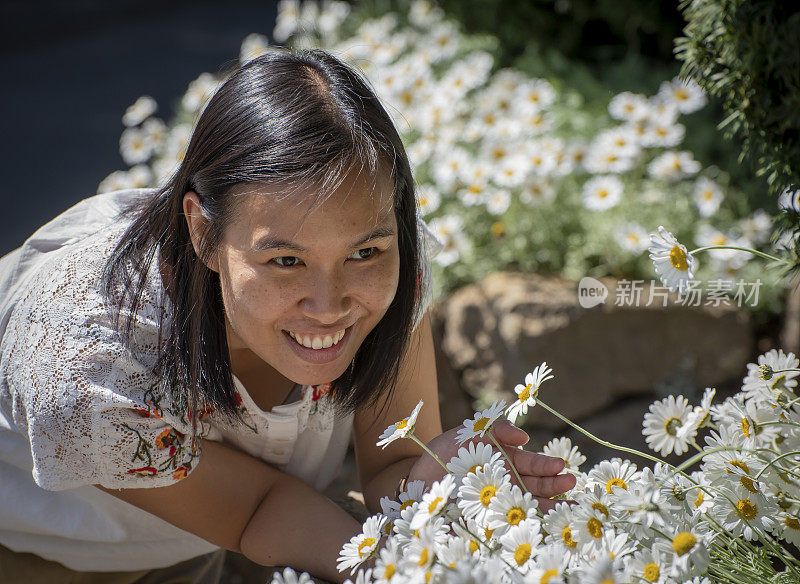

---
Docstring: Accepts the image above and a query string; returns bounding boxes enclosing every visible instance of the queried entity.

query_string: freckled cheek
[356,259,400,311]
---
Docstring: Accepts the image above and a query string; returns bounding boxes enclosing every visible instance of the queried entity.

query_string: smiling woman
[0,48,574,583]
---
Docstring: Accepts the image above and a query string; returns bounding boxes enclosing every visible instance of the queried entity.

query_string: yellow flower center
[664,417,682,436]
[672,531,696,556]
[643,563,660,582]
[741,417,751,437]
[601,580,614,584]
[669,245,689,271]
[507,507,525,526]
[418,197,428,207]
[693,491,704,508]
[597,188,609,199]
[740,476,759,493]
[473,417,490,432]
[467,464,481,474]
[592,502,609,518]
[541,569,559,584]
[491,222,506,237]
[605,478,627,493]
[400,499,416,510]
[396,419,408,430]
[385,564,395,580]
[357,537,375,557]
[418,548,429,566]
[469,540,479,554]
[514,543,531,566]
[562,526,577,548]
[586,517,603,539]
[428,497,443,514]
[480,485,497,506]
[727,459,751,475]
[785,517,800,531]
[675,88,689,100]
[736,498,758,520]
[518,384,532,403]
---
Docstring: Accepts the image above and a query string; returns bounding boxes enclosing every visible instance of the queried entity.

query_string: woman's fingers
[491,419,529,447]
[523,473,576,498]
[511,448,566,477]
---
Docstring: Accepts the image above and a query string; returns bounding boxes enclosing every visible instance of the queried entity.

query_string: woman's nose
[300,269,352,323]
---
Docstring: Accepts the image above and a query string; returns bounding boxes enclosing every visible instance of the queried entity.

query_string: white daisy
[485,188,512,215]
[693,177,724,217]
[642,394,695,456]
[181,72,221,114]
[401,524,438,571]
[657,77,707,114]
[712,483,778,541]
[239,33,271,64]
[506,362,554,424]
[608,91,649,122]
[498,518,541,572]
[119,127,154,165]
[525,546,568,584]
[741,349,799,403]
[456,401,506,445]
[542,501,580,556]
[337,514,388,574]
[372,537,401,584]
[653,519,711,580]
[270,567,313,584]
[738,209,773,245]
[578,556,627,584]
[429,215,469,267]
[648,225,697,292]
[586,458,639,496]
[487,484,538,536]
[410,474,456,530]
[582,175,623,211]
[519,179,556,206]
[640,121,686,148]
[572,501,612,552]
[122,95,157,127]
[447,441,503,482]
[377,401,424,448]
[540,436,586,471]
[679,387,716,441]
[647,151,701,181]
[778,188,800,212]
[273,0,300,43]
[616,222,649,254]
[627,549,668,584]
[415,184,441,216]
[457,459,511,526]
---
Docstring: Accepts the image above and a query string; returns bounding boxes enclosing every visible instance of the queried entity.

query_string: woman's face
[206,171,400,388]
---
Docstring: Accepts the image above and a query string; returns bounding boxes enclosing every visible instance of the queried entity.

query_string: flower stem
[409,434,449,473]
[536,399,676,471]
[488,432,529,496]
[689,245,784,263]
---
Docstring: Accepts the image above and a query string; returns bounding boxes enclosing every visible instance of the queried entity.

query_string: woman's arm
[98,438,361,583]
[353,312,443,512]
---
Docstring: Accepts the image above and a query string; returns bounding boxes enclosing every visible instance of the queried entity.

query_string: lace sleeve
[1,228,201,491]
[413,216,442,330]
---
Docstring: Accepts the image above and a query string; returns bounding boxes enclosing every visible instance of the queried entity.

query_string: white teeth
[288,329,346,350]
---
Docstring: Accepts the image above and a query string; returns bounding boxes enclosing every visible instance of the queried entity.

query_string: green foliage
[675,1,800,196]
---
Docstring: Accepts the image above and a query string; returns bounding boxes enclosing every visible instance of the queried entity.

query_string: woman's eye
[272,256,301,267]
[348,247,378,260]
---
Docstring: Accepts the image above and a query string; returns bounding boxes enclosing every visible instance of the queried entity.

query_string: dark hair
[103,49,420,430]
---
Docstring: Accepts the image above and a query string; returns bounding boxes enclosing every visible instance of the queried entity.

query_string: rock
[435,272,753,430]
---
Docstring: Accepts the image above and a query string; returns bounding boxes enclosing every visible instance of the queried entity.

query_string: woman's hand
[406,420,576,513]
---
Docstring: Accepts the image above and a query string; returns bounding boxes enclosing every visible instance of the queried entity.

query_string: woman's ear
[183,191,219,272]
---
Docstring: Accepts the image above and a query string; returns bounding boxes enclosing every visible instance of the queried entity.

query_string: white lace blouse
[0,189,436,571]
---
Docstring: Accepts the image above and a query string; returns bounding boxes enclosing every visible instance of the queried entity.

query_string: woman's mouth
[286,329,346,350]
[282,326,352,364]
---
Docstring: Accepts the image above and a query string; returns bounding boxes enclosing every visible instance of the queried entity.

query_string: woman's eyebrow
[251,225,396,253]
[349,225,396,248]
